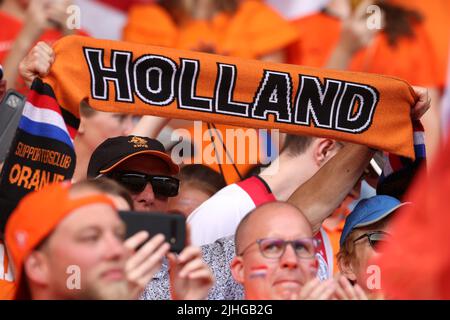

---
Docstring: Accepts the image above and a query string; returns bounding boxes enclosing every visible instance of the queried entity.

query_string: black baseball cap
[87,136,179,178]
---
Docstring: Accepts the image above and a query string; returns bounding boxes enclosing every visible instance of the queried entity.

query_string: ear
[23,251,50,286]
[230,256,245,284]
[313,139,338,167]
[338,256,358,282]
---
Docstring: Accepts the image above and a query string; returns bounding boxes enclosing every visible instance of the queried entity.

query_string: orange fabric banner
[44,35,418,158]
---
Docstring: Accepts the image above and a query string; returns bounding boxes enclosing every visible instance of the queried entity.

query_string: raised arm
[288,143,374,235]
[130,115,170,139]
[289,86,432,234]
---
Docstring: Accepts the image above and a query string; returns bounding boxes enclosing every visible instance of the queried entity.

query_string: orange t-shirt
[0,239,16,300]
[390,0,449,87]
[123,0,298,59]
[0,10,88,94]
[323,201,352,275]
[288,12,439,87]
[124,0,298,183]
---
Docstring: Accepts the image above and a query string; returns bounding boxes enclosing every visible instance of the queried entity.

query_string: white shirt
[188,176,275,246]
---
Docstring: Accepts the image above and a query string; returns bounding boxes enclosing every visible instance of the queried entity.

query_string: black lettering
[335,83,379,133]
[294,75,341,128]
[83,48,133,102]
[178,59,212,111]
[214,63,248,116]
[133,55,177,106]
[252,71,292,122]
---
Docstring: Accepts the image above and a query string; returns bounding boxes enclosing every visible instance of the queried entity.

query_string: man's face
[112,154,173,212]
[232,206,318,299]
[41,202,129,299]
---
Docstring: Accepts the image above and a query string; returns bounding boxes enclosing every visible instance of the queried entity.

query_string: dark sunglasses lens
[118,174,147,193]
[151,177,179,197]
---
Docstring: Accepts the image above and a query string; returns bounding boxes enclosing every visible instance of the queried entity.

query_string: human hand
[410,86,431,120]
[46,0,75,35]
[338,0,378,54]
[168,246,214,300]
[280,277,336,300]
[19,41,55,88]
[22,0,54,39]
[333,274,369,300]
[124,231,170,299]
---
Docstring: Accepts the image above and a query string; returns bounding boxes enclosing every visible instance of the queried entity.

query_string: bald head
[235,201,312,254]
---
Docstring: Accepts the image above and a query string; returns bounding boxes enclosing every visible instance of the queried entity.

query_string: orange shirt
[0,11,88,94]
[288,12,439,87]
[390,0,450,87]
[177,122,273,184]
[124,0,298,183]
[287,13,342,69]
[0,239,16,300]
[323,201,352,275]
[123,0,298,59]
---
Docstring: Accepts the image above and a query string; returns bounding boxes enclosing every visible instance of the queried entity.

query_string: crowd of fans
[0,0,449,300]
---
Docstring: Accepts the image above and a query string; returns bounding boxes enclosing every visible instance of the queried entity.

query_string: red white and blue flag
[0,79,79,230]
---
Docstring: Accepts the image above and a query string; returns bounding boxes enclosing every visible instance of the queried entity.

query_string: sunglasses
[353,231,391,253]
[108,171,179,197]
[238,237,319,260]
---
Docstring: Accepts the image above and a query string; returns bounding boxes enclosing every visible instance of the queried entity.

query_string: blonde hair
[337,230,360,273]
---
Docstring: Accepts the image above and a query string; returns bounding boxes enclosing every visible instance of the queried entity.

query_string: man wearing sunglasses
[87,135,245,300]
[337,195,410,297]
[87,135,180,212]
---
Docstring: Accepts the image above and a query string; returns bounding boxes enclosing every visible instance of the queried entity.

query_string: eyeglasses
[353,231,391,253]
[238,238,319,260]
[108,171,179,197]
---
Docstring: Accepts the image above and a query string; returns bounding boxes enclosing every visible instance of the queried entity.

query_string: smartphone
[0,90,26,163]
[119,211,186,253]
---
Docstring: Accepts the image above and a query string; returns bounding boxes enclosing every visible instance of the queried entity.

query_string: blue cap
[340,195,410,246]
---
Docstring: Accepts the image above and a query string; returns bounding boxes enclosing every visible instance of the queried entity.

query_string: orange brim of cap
[98,150,179,176]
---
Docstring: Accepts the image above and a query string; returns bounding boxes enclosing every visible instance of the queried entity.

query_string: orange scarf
[45,35,417,158]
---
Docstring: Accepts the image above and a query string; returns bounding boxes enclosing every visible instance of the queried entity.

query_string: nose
[104,232,127,261]
[279,243,299,270]
[134,183,155,209]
